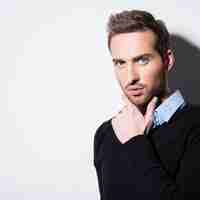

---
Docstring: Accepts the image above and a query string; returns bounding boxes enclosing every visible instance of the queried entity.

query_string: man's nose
[127,61,139,84]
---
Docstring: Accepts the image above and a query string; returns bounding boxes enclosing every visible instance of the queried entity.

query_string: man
[93,9,200,200]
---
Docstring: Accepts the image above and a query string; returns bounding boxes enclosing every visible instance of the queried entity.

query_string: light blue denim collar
[152,90,186,129]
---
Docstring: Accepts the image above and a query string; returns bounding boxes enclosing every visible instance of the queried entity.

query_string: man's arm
[117,127,200,199]
[93,121,108,199]
[94,163,103,200]
[93,121,200,200]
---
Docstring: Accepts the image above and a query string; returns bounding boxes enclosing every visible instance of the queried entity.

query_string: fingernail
[153,97,158,103]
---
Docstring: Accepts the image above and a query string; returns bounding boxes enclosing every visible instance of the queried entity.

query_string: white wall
[0,0,199,199]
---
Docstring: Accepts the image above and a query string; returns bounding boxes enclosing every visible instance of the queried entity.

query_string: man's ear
[164,49,175,71]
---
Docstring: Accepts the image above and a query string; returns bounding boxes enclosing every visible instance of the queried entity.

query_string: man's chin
[128,95,150,110]
[128,95,146,104]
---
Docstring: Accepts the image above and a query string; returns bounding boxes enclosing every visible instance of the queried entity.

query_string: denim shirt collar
[152,90,186,128]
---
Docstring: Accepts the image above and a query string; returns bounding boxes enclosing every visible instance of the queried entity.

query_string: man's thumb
[145,96,158,126]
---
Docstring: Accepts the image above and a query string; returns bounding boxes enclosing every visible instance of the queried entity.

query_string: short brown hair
[106,10,171,61]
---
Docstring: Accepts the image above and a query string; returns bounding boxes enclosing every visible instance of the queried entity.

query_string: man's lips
[128,88,144,96]
[127,86,144,96]
[127,85,144,90]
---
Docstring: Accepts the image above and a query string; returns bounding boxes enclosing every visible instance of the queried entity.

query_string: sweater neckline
[107,102,192,146]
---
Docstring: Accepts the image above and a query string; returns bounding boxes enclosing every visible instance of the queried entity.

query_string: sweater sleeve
[93,121,108,199]
[122,129,200,200]
[94,163,103,200]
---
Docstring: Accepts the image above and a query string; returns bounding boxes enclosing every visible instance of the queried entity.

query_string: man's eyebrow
[112,58,124,63]
[112,53,153,63]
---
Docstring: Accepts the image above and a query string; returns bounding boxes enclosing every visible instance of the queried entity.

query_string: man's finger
[144,96,158,126]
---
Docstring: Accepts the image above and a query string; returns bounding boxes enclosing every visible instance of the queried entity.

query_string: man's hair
[106,10,171,61]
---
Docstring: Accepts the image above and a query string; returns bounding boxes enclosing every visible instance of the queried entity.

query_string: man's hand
[111,94,158,144]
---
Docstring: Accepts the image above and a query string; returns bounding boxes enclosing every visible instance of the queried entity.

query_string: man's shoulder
[187,103,200,111]
[183,103,200,122]
[93,118,112,166]
[181,104,200,145]
[94,118,112,143]
[171,103,200,123]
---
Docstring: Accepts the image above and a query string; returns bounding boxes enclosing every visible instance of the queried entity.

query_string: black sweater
[93,103,200,200]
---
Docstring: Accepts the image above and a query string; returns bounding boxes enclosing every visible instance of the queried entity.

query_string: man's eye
[138,57,149,65]
[114,61,126,67]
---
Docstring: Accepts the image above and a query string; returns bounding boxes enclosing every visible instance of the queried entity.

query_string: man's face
[110,30,169,109]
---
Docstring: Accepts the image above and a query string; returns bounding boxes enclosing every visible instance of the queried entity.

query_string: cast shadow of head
[168,34,200,105]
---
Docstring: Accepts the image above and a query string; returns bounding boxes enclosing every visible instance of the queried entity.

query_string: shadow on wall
[169,34,200,105]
